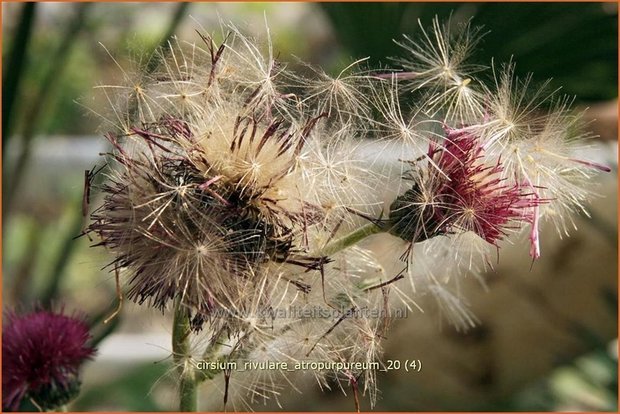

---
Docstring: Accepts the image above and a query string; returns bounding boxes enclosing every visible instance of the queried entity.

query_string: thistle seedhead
[89,110,327,325]
[390,21,609,260]
[88,24,395,408]
[86,16,609,409]
[388,127,541,251]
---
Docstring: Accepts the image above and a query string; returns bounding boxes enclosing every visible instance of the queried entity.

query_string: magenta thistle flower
[2,309,96,411]
[389,127,541,250]
[434,127,541,245]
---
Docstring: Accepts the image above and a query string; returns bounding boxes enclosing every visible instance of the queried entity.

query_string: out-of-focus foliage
[73,363,172,411]
[321,2,618,101]
[512,346,618,411]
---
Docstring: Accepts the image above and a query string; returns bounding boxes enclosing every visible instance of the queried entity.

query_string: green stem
[5,3,92,216]
[320,222,385,256]
[3,2,37,147]
[196,329,225,382]
[41,197,85,307]
[172,299,198,412]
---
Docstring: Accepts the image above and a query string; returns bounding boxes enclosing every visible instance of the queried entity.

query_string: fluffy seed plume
[86,17,608,409]
[392,16,486,123]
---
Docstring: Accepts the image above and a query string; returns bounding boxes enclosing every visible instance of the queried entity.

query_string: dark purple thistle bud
[2,310,96,411]
[389,127,542,248]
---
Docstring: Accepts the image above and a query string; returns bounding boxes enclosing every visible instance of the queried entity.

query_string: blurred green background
[2,2,618,411]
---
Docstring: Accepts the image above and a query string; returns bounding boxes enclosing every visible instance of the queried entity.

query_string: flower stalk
[320,222,384,256]
[172,299,198,412]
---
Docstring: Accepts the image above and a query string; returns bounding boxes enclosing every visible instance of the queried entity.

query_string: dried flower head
[388,127,540,250]
[2,309,96,411]
[86,16,609,410]
[89,111,327,325]
[87,25,393,408]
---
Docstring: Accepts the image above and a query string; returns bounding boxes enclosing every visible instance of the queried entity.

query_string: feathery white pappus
[86,18,608,409]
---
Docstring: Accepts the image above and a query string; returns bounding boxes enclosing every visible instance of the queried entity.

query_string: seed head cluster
[87,18,607,408]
